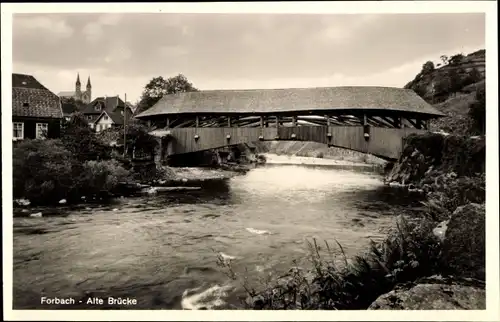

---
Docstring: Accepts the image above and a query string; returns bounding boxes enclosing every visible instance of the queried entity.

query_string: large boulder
[442,203,485,280]
[368,282,485,310]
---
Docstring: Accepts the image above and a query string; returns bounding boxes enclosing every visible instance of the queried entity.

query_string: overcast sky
[13,13,485,103]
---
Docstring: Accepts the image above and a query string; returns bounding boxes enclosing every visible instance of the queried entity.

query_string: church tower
[86,76,92,103]
[75,73,82,101]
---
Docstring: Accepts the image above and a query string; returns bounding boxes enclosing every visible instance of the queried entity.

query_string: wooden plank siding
[163,126,426,160]
[166,127,278,156]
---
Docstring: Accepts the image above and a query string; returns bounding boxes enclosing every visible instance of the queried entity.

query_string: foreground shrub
[13,139,78,204]
[130,163,172,183]
[60,113,111,162]
[13,140,132,205]
[422,173,485,221]
[78,160,131,197]
[219,217,443,310]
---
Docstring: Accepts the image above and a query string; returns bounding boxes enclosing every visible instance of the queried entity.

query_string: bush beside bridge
[12,114,165,206]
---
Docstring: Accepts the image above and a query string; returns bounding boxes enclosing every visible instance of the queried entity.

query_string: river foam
[246,227,271,235]
[181,284,234,310]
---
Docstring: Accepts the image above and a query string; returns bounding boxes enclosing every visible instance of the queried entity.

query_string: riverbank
[13,163,408,310]
[223,132,486,310]
[13,164,251,217]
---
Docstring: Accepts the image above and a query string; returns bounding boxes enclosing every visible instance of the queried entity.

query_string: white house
[93,105,133,133]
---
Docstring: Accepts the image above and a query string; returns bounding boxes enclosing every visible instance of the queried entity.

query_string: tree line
[134,74,198,115]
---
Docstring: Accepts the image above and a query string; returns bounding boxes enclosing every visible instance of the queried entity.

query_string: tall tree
[440,55,449,66]
[135,74,198,115]
[448,53,465,65]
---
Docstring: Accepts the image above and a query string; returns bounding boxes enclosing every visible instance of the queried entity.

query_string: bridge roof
[135,86,445,119]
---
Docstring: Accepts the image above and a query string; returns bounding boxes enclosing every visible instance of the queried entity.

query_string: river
[13,162,422,310]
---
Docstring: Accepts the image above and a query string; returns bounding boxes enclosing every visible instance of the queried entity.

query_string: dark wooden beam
[366,117,384,128]
[406,118,420,129]
[300,119,329,127]
[244,121,263,127]
[372,116,395,128]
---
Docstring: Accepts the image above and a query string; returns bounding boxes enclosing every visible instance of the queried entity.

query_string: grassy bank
[218,132,485,310]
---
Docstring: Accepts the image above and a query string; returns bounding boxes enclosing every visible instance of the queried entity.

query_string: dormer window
[95,105,101,111]
[23,102,29,108]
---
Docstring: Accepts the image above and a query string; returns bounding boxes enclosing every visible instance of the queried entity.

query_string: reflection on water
[13,165,422,310]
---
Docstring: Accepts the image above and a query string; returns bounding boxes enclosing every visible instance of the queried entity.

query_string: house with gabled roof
[12,73,63,140]
[82,95,133,133]
[94,109,129,133]
[80,96,124,129]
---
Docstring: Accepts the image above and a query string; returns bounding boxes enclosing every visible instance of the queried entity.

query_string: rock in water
[59,199,67,204]
[442,203,485,280]
[368,283,485,310]
[432,220,449,242]
[30,212,43,218]
[15,199,31,206]
[147,187,158,195]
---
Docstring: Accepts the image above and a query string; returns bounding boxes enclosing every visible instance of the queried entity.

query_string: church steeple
[75,73,81,98]
[86,75,92,103]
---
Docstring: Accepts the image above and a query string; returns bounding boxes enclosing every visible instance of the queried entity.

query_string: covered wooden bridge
[134,86,445,162]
